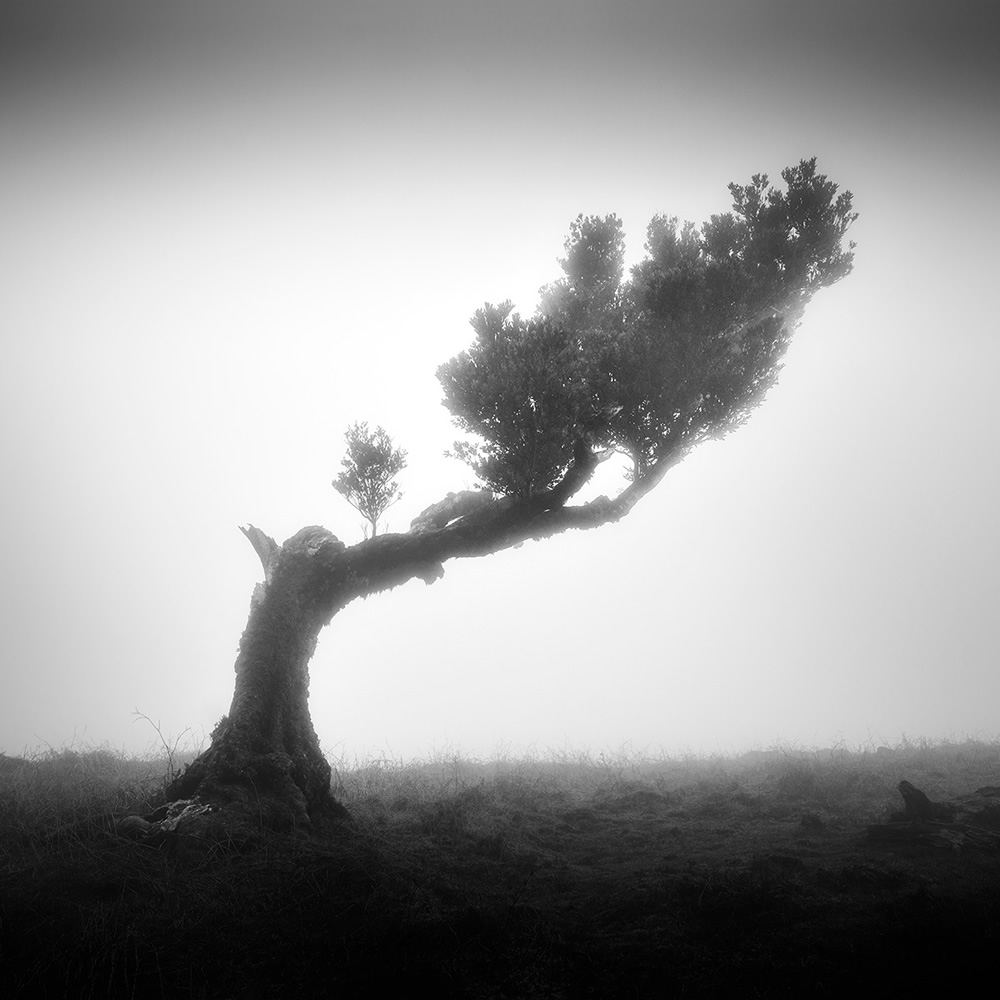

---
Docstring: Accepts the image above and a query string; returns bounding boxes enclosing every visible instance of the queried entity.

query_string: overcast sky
[2,1,998,763]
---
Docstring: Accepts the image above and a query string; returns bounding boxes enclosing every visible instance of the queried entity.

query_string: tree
[153,159,856,843]
[332,422,407,537]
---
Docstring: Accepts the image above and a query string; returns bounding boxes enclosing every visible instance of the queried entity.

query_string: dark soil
[2,745,999,997]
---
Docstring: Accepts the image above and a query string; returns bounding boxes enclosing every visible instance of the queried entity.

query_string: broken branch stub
[240,525,279,580]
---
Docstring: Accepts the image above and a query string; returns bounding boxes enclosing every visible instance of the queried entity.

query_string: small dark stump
[867,781,1000,853]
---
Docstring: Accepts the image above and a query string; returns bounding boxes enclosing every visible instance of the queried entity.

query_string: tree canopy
[438,158,856,492]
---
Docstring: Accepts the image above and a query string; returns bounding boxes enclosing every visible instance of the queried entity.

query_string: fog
[2,1,997,762]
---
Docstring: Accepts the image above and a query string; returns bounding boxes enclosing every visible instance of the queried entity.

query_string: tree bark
[144,444,679,841]
[164,526,351,833]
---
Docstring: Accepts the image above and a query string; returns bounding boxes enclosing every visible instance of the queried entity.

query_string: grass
[2,737,1000,997]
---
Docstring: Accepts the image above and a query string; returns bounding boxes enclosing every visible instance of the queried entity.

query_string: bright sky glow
[2,1,998,762]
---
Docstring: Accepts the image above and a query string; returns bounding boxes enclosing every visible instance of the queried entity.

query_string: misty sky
[2,1,998,763]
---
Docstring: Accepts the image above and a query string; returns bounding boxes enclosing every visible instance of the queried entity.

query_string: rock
[896,780,955,821]
[117,815,152,837]
[867,780,1000,854]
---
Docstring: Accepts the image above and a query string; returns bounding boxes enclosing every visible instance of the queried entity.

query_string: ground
[2,742,999,997]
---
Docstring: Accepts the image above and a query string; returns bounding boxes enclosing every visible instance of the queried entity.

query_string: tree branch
[251,440,683,626]
[306,443,683,613]
[410,488,496,533]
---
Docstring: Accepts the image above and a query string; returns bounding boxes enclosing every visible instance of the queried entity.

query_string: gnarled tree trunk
[164,526,350,832]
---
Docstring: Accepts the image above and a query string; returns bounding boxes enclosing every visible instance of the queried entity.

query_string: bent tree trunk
[165,526,350,832]
[156,448,673,838]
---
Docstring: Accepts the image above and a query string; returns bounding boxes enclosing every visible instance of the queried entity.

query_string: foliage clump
[332,421,407,537]
[438,158,857,493]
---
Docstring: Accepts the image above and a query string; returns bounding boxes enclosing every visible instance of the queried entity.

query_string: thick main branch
[289,442,683,621]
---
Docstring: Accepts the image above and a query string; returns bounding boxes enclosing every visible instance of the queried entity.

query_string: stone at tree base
[116,814,152,837]
[116,792,353,860]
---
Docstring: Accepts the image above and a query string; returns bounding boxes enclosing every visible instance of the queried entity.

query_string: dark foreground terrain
[2,739,999,998]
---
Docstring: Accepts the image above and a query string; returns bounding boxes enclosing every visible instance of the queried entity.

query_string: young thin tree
[333,422,407,537]
[158,159,856,840]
